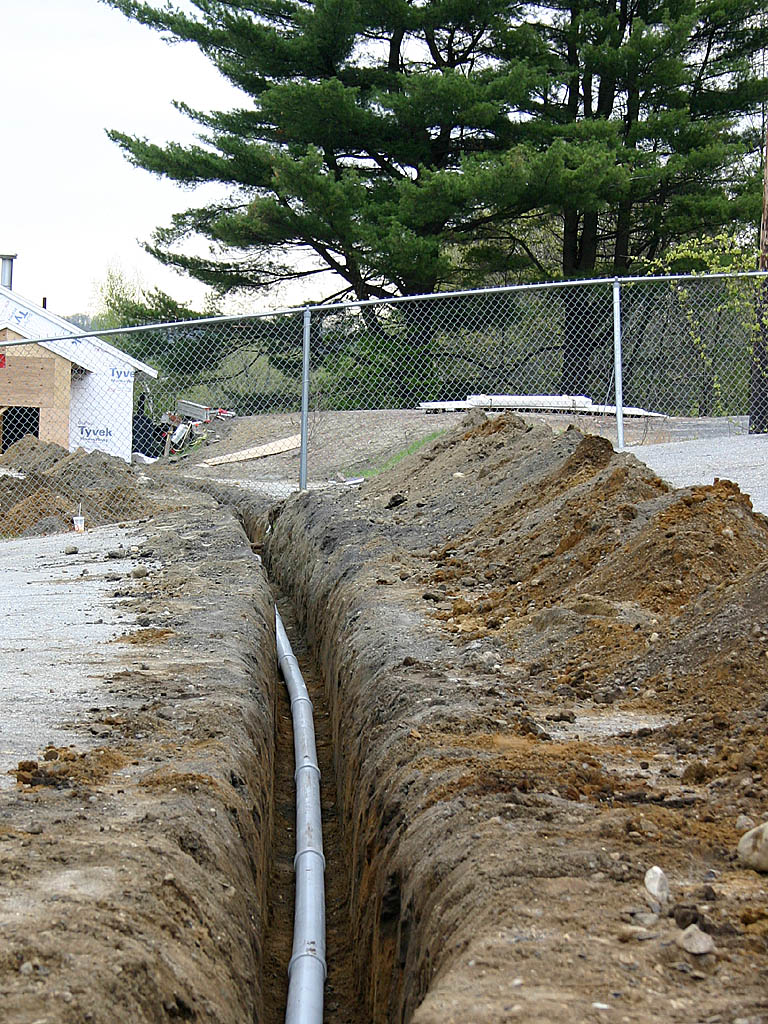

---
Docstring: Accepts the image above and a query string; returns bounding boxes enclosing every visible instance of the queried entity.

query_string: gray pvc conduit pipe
[275,607,327,1024]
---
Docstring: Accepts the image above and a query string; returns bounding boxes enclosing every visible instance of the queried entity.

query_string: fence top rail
[4,270,767,349]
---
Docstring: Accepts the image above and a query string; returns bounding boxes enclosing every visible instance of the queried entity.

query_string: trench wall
[263,492,466,1021]
[129,502,279,1021]
[0,497,278,1024]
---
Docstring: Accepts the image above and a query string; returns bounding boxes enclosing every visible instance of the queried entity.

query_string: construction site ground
[0,410,766,1023]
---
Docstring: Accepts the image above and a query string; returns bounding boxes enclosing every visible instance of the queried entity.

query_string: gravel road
[629,433,768,514]
[0,525,145,786]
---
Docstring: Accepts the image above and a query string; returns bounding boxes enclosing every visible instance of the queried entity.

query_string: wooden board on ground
[200,434,302,466]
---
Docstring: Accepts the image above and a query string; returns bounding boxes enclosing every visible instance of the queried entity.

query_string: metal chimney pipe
[1,254,17,291]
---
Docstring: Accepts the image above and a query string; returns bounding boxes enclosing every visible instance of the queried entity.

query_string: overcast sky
[3,0,250,316]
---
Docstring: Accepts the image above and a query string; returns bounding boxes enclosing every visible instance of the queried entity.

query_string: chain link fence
[620,275,768,430]
[1,272,766,537]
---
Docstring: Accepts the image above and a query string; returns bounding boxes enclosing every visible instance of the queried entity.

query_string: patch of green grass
[347,429,446,479]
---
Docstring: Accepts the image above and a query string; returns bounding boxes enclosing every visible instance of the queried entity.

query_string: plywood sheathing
[0,358,55,407]
[0,337,72,448]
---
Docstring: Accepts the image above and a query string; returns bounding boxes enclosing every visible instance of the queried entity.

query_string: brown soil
[264,410,768,1022]
[12,747,130,788]
[117,627,177,645]
[2,409,767,1023]
[0,436,157,537]
[0,496,278,1023]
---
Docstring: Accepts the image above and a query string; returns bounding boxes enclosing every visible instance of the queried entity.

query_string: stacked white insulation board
[419,394,663,418]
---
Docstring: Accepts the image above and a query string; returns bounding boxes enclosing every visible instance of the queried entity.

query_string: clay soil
[1,411,767,1023]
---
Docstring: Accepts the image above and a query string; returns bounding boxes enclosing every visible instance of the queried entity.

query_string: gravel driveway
[628,433,768,514]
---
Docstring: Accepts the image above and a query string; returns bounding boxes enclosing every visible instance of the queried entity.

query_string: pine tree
[106,0,768,315]
[528,0,768,278]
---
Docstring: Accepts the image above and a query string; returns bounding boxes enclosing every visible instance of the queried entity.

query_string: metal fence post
[612,278,625,452]
[299,307,312,490]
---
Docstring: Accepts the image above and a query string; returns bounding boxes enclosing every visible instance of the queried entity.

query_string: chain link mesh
[620,276,768,438]
[306,284,616,480]
[0,311,305,538]
[1,273,766,537]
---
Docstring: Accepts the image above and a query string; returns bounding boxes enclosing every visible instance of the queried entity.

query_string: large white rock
[644,865,670,905]
[737,821,768,873]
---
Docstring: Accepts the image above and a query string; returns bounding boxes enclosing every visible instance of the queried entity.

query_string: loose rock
[736,821,768,873]
[618,925,656,942]
[644,865,670,906]
[385,493,407,509]
[673,904,699,930]
[676,923,716,955]
[632,911,659,928]
[694,885,717,903]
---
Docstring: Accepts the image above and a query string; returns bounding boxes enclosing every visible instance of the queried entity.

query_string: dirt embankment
[0,436,158,538]
[0,495,277,1023]
[264,412,768,1022]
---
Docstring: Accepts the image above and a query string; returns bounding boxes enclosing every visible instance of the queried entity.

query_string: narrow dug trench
[260,588,368,1024]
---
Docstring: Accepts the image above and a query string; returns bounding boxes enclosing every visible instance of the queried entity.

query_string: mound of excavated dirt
[265,410,768,1024]
[0,437,155,537]
[1,487,75,538]
[0,434,69,474]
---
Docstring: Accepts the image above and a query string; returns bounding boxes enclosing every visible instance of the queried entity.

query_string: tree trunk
[560,211,600,394]
[614,200,632,273]
[563,209,579,275]
[560,286,599,397]
[578,212,599,273]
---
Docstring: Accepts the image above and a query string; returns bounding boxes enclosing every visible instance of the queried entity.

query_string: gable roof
[0,285,158,378]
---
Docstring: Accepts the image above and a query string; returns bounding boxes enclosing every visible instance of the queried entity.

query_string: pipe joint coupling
[288,949,328,981]
[293,845,326,870]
